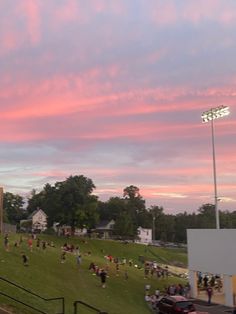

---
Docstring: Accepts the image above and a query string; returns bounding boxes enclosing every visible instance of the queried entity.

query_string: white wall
[187,229,236,275]
[137,227,152,243]
[32,210,47,230]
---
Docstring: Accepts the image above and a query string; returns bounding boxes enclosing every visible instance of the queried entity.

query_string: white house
[136,227,152,244]
[187,229,236,307]
[20,208,47,232]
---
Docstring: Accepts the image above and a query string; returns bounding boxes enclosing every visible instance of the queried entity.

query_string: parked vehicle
[157,295,195,313]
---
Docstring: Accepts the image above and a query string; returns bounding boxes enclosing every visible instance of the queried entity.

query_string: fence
[0,276,65,314]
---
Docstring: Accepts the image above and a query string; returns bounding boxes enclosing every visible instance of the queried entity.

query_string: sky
[0,0,236,213]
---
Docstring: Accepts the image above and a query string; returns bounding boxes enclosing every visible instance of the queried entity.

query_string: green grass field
[0,234,187,314]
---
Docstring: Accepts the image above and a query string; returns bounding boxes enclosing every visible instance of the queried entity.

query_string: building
[20,208,47,232]
[94,219,115,239]
[187,229,236,307]
[55,224,87,236]
[136,227,152,244]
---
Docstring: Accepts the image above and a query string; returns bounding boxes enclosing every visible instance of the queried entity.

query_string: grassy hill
[0,234,187,314]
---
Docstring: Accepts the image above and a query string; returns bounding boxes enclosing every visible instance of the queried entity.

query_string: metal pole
[152,216,155,242]
[211,118,219,229]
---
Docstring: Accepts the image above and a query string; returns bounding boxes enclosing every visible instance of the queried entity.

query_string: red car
[157,295,196,313]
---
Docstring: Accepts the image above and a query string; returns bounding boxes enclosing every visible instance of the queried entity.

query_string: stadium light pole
[0,187,3,235]
[201,105,230,229]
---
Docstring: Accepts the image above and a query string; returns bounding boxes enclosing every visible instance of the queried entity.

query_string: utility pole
[152,215,156,243]
[0,187,3,235]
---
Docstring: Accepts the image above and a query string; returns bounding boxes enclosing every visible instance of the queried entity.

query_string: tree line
[3,174,236,243]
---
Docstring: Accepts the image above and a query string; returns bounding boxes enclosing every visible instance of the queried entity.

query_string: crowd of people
[197,272,222,292]
[144,282,191,310]
[2,233,109,288]
[144,261,169,279]
[2,233,190,295]
[197,272,223,305]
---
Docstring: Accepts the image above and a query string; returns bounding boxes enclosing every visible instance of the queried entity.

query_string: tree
[197,203,216,228]
[27,175,98,230]
[3,192,26,224]
[97,197,127,221]
[123,185,140,199]
[148,206,164,239]
[27,189,44,214]
[113,212,137,238]
[56,175,97,229]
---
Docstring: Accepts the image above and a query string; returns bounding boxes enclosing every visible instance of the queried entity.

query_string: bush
[43,227,56,235]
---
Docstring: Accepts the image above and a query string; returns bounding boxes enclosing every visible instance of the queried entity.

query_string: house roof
[95,219,115,230]
[28,208,47,219]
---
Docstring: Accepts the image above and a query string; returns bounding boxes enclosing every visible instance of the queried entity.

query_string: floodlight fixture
[201,105,230,123]
[201,105,230,229]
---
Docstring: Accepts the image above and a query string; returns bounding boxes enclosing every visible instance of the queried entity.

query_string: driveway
[194,299,233,314]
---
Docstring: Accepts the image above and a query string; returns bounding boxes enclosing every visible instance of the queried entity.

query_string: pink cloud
[54,0,79,23]
[152,1,178,26]
[151,0,236,26]
[19,0,41,45]
[93,1,126,15]
[1,31,18,54]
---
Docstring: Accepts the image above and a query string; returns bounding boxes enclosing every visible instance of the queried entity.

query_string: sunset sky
[0,0,236,213]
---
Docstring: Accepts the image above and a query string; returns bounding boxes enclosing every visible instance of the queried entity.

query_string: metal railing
[74,301,107,314]
[0,276,65,314]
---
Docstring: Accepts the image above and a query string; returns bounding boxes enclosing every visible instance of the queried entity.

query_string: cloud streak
[0,0,236,212]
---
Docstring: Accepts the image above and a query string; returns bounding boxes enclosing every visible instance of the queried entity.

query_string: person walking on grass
[28,238,33,252]
[21,252,29,266]
[4,234,9,252]
[100,269,107,288]
[61,251,66,263]
[76,255,82,269]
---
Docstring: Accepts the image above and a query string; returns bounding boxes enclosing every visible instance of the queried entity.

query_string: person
[203,275,208,288]
[150,294,158,310]
[42,241,46,250]
[210,275,215,287]
[4,234,9,251]
[61,251,66,263]
[116,263,119,276]
[232,306,236,314]
[28,238,33,252]
[21,252,29,266]
[184,283,191,298]
[89,262,96,273]
[76,255,82,269]
[36,238,40,249]
[100,269,107,288]
[198,272,202,286]
[216,276,222,292]
[75,246,80,255]
[144,262,150,279]
[206,285,213,305]
[145,284,151,295]
[165,265,169,277]
[145,294,151,301]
